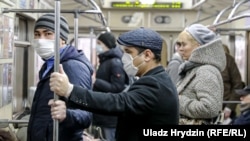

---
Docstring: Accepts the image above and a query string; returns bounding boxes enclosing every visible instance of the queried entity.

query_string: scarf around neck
[178,61,203,78]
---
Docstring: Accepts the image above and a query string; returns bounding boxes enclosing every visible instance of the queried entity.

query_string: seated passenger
[231,85,250,125]
[241,94,250,104]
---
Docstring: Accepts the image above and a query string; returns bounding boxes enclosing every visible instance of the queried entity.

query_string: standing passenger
[49,27,179,141]
[177,24,226,125]
[221,44,245,123]
[166,42,184,84]
[27,13,93,141]
[92,32,128,141]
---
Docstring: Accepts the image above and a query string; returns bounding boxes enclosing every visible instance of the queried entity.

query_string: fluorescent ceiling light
[139,0,156,5]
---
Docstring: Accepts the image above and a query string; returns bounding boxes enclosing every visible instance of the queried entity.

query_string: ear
[144,49,153,62]
[60,39,66,46]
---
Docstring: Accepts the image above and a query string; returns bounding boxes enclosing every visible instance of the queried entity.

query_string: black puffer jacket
[93,46,128,127]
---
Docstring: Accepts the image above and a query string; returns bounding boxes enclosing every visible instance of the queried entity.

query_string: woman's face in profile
[177,31,199,60]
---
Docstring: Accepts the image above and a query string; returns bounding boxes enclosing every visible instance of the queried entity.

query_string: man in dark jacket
[49,27,179,141]
[27,13,93,141]
[231,85,250,125]
[93,32,128,141]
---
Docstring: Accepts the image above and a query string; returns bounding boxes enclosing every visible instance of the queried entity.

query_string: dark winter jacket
[68,66,179,141]
[221,53,245,112]
[27,45,94,141]
[93,46,128,128]
[232,109,250,125]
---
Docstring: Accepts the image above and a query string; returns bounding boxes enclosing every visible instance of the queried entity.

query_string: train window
[0,14,14,59]
[70,37,97,68]
[235,35,246,83]
[0,63,12,108]
[14,16,28,41]
[0,14,14,110]
[12,14,34,117]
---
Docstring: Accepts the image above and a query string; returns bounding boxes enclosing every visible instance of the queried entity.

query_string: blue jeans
[102,127,116,141]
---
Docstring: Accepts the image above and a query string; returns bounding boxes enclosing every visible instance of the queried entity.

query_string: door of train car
[12,14,36,119]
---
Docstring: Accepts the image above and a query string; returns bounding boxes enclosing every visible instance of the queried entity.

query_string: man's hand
[50,64,73,98]
[48,99,67,122]
[223,107,232,119]
[0,129,17,141]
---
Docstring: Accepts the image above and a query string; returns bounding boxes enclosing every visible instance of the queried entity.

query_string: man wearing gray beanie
[34,13,69,42]
[27,13,94,141]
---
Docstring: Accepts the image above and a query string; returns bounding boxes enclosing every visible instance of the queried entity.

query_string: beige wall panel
[149,11,185,30]
[107,10,146,30]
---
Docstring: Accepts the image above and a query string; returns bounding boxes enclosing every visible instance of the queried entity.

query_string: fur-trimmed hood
[189,38,226,72]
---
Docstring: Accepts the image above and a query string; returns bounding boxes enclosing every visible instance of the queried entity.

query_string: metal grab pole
[209,13,250,28]
[223,101,242,104]
[227,0,248,19]
[88,0,110,32]
[213,6,232,25]
[2,8,103,14]
[74,11,79,49]
[54,0,60,141]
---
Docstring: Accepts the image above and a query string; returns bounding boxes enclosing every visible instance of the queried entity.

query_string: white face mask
[96,44,105,55]
[122,53,143,76]
[33,39,55,60]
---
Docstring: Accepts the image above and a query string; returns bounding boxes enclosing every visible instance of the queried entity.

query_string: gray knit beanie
[34,13,69,42]
[185,24,216,45]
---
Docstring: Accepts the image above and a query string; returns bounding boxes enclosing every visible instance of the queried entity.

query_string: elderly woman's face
[176,31,199,60]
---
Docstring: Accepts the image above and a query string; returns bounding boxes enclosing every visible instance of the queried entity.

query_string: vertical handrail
[53,0,60,141]
[74,11,79,49]
[90,27,94,64]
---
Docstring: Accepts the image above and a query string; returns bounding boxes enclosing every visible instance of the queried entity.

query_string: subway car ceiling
[1,0,249,34]
[47,0,250,32]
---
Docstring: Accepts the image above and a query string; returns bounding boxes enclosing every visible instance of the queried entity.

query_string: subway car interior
[0,0,250,140]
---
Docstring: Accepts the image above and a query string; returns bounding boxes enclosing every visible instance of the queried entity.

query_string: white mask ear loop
[135,61,144,68]
[133,52,145,68]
